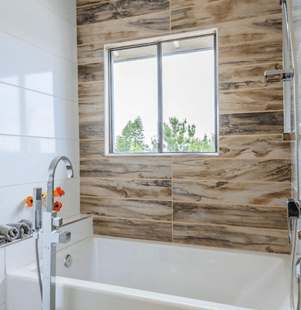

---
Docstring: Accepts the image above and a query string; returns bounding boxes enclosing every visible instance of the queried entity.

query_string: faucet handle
[52,216,63,229]
[59,231,71,244]
[287,199,300,243]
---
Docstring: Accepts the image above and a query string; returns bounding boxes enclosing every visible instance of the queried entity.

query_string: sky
[113,49,215,151]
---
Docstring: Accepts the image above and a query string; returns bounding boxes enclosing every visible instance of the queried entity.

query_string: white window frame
[104,29,219,157]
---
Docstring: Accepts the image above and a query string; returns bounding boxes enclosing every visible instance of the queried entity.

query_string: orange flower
[26,196,33,207]
[53,201,63,212]
[54,187,65,197]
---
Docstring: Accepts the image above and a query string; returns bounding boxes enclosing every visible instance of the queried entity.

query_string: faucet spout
[46,156,74,212]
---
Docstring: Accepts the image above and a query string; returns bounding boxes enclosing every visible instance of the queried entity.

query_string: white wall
[0,0,79,308]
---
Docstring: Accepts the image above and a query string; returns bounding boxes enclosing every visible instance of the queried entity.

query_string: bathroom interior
[1,0,301,309]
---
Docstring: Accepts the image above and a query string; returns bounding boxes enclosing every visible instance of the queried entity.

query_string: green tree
[152,117,214,152]
[115,116,149,153]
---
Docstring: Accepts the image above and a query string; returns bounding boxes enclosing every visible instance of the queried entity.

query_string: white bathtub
[6,236,290,310]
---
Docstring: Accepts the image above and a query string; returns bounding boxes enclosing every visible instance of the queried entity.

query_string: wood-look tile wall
[77,0,292,254]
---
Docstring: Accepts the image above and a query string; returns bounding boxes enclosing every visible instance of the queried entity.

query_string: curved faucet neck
[46,156,74,213]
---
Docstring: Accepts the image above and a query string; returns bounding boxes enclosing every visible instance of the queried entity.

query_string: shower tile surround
[77,0,292,254]
[0,1,79,309]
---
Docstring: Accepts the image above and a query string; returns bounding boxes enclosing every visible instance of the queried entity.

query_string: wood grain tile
[173,202,287,230]
[81,178,172,199]
[219,88,283,114]
[219,63,282,91]
[94,216,172,241]
[173,158,291,183]
[77,0,109,8]
[78,43,104,65]
[81,158,172,179]
[219,111,284,136]
[77,0,169,26]
[173,180,291,206]
[80,139,105,158]
[77,11,170,45]
[171,0,280,28]
[78,82,104,103]
[81,197,172,220]
[79,102,104,123]
[79,121,104,139]
[78,63,104,83]
[219,40,282,69]
[172,14,282,47]
[219,135,291,159]
[173,223,290,254]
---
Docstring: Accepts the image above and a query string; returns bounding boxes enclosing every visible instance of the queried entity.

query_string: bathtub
[6,236,290,310]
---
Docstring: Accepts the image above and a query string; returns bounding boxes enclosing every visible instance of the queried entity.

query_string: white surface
[5,216,92,274]
[0,0,77,62]
[0,135,79,187]
[0,83,78,139]
[0,30,78,101]
[7,236,291,310]
[35,0,77,25]
[0,304,5,310]
[0,0,78,308]
[0,248,5,305]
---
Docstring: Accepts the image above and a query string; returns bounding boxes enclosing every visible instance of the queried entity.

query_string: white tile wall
[0,84,79,138]
[0,0,77,62]
[0,30,78,101]
[0,248,5,306]
[0,0,79,309]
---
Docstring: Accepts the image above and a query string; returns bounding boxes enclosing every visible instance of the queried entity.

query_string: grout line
[172,179,291,185]
[0,80,78,104]
[81,176,172,181]
[89,214,288,233]
[92,214,172,224]
[170,12,282,33]
[219,85,283,93]
[219,61,283,71]
[0,26,77,66]
[219,110,284,116]
[80,195,173,203]
[80,156,292,161]
[77,31,171,48]
[79,195,286,208]
[172,220,288,232]
[77,10,170,29]
[0,133,79,141]
[34,0,77,27]
[0,177,80,189]
[78,81,104,86]
[80,176,291,184]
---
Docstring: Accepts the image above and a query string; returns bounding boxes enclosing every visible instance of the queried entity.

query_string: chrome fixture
[64,254,73,268]
[264,0,297,134]
[39,156,74,310]
[287,199,301,310]
[264,69,294,83]
[32,187,43,300]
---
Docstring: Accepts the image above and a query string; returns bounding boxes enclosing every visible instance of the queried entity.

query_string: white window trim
[104,28,219,157]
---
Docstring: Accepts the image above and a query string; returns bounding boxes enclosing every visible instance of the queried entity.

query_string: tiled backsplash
[77,0,292,254]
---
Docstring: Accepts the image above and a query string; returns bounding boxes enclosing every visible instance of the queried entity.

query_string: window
[104,30,218,156]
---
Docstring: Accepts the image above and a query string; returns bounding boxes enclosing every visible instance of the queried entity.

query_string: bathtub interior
[44,236,291,310]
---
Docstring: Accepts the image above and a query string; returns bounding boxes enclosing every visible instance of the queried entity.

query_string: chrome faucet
[42,156,74,310]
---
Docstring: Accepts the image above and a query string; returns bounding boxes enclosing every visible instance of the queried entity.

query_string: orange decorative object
[26,196,33,207]
[54,187,65,197]
[53,201,63,212]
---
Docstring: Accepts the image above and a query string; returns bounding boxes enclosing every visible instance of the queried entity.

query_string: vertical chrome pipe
[43,156,74,310]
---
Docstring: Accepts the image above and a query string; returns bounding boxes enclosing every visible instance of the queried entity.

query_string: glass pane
[162,35,216,153]
[111,45,158,153]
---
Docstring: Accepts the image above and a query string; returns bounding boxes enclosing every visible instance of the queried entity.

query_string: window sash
[106,30,218,156]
